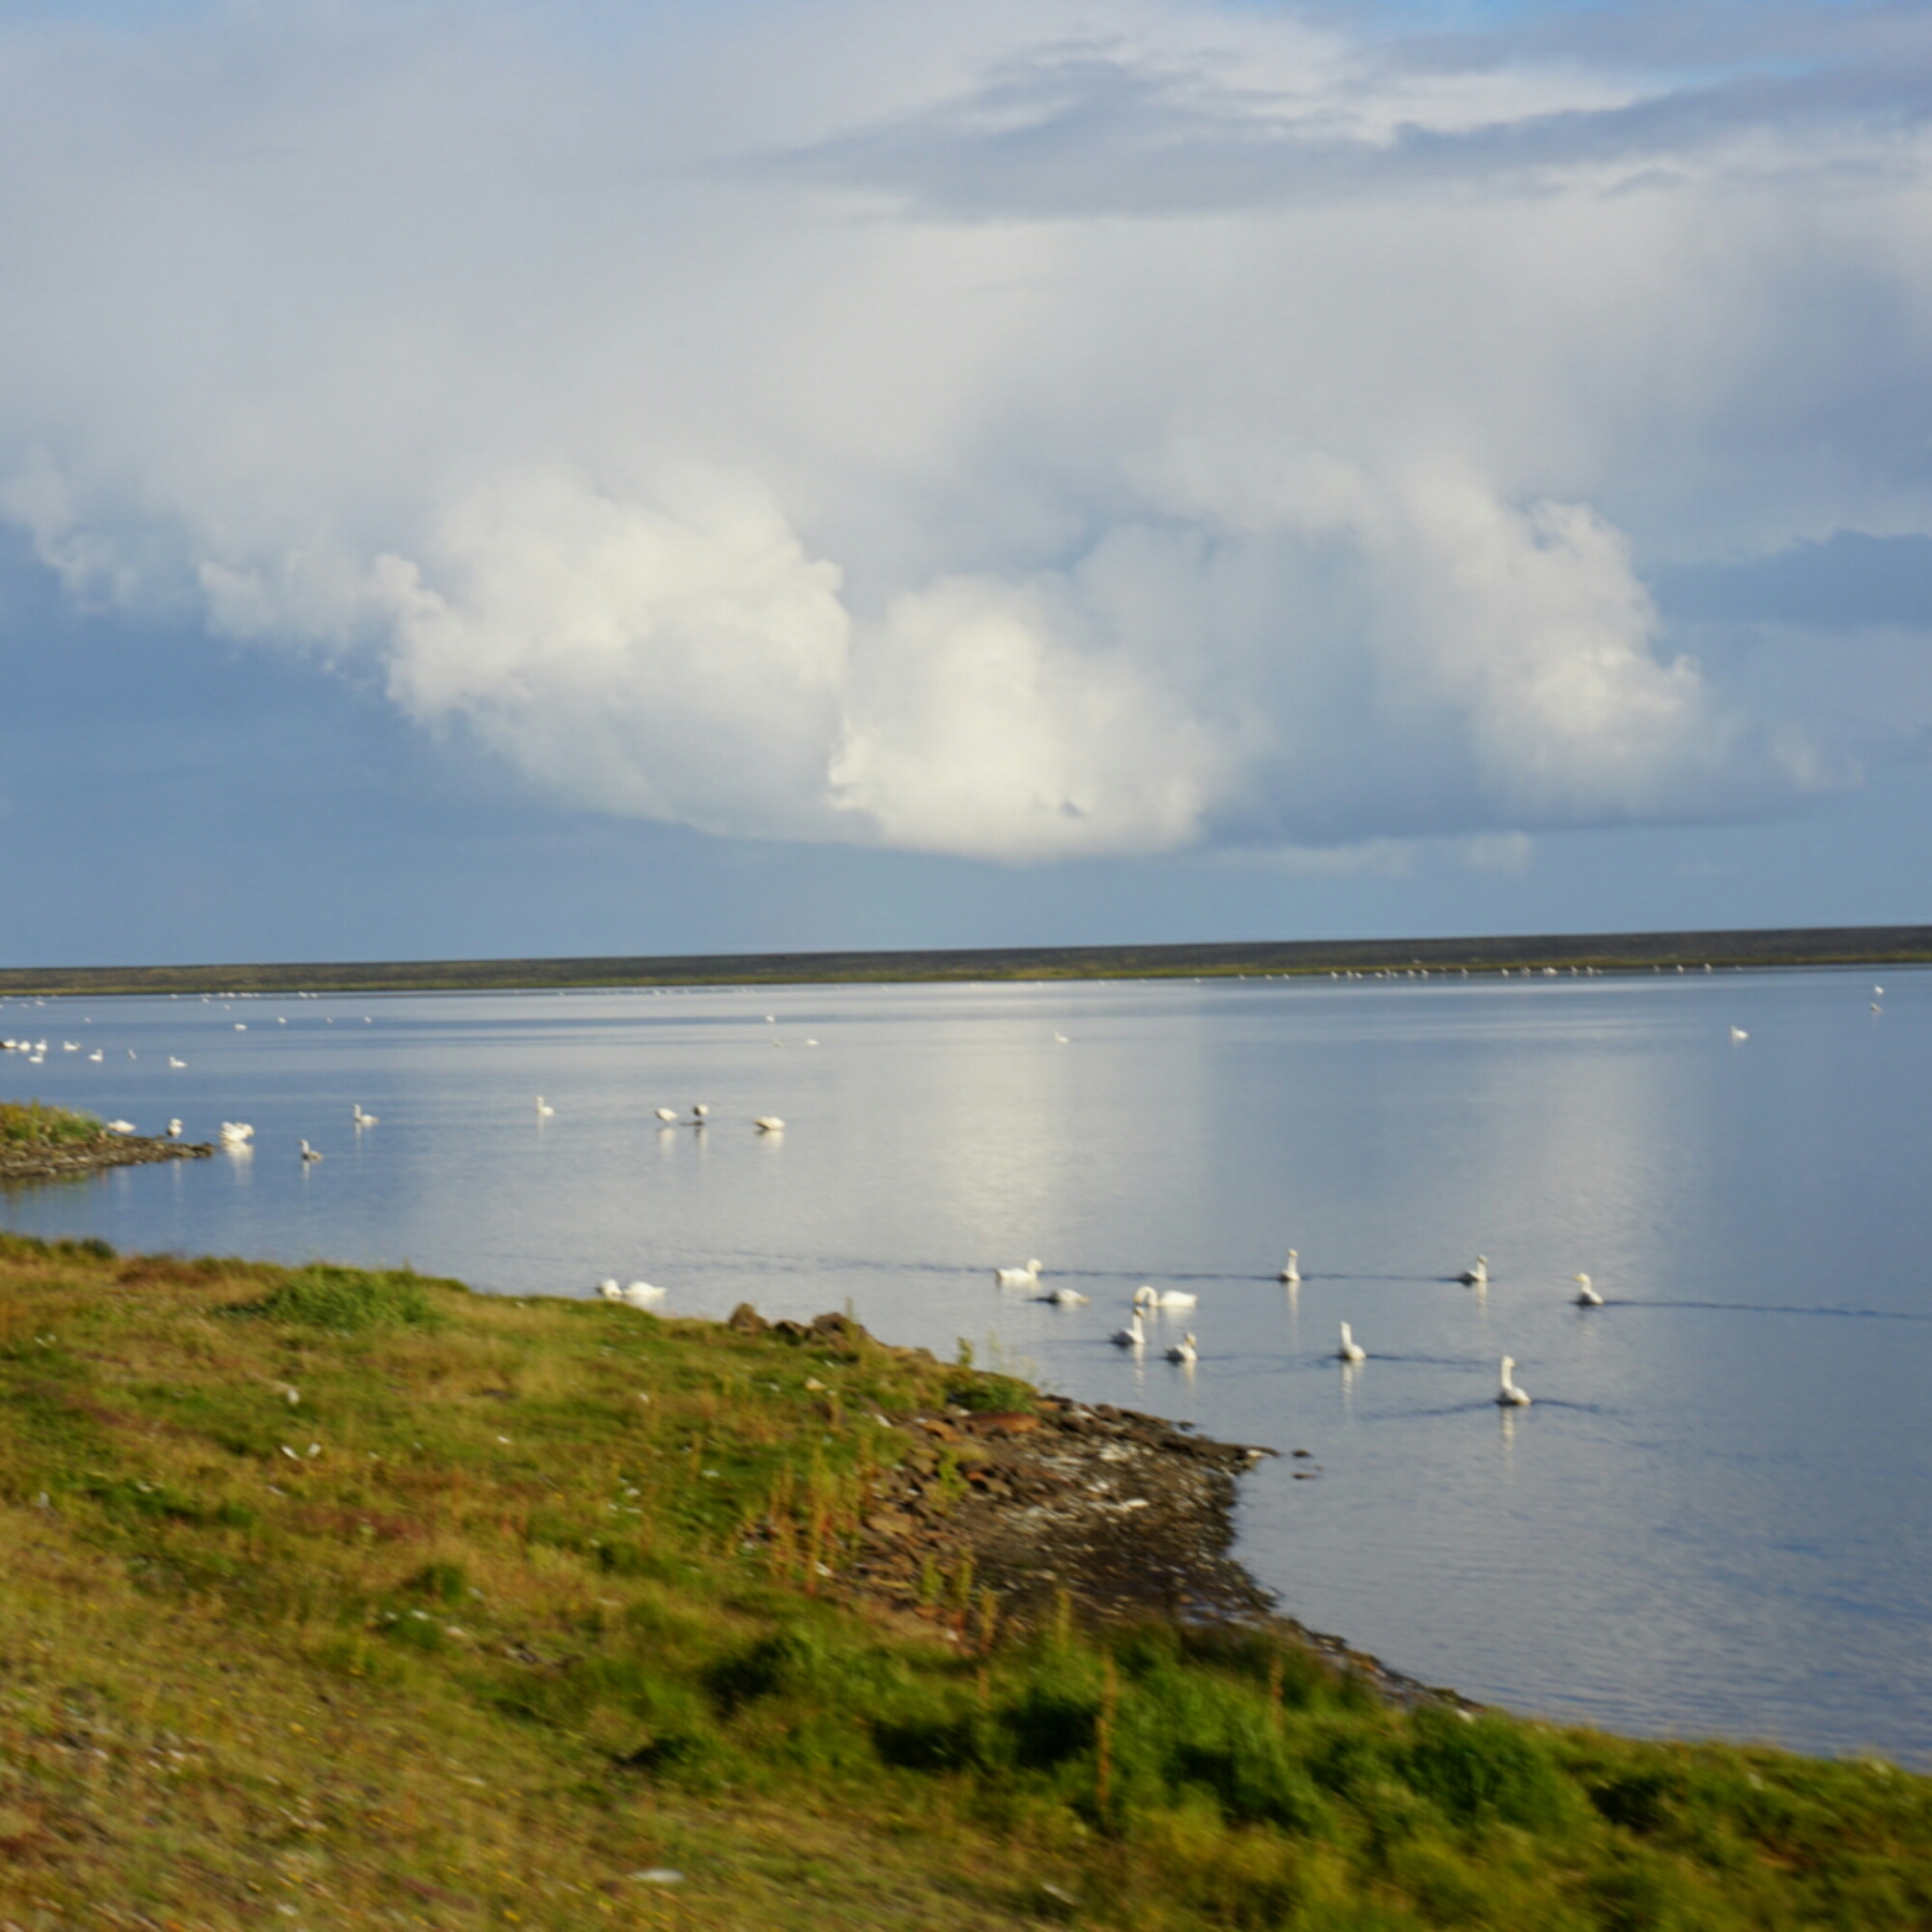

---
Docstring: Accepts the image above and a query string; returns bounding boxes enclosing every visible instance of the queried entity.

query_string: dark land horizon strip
[0,922,1928,997]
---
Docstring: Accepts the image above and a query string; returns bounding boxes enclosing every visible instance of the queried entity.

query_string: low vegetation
[0,1100,103,1150]
[3,1231,1931,1928]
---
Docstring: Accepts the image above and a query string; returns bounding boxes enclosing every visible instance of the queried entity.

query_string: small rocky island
[0,1097,213,1181]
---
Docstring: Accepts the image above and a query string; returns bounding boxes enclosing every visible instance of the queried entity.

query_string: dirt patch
[747,1306,1468,1711]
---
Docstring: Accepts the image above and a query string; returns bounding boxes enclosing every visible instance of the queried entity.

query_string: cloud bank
[4,0,1931,863]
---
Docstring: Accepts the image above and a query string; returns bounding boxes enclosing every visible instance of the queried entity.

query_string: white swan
[1495,1356,1531,1406]
[1278,1249,1301,1284]
[220,1122,253,1145]
[1037,1284,1091,1305]
[298,1140,323,1163]
[88,1050,103,1063]
[1110,1311,1146,1349]
[1336,1321,1366,1363]
[1133,1285,1198,1311]
[691,1104,708,1121]
[104,1120,136,1135]
[995,1259,1043,1289]
[655,1107,679,1123]
[621,1281,668,1307]
[535,1096,554,1117]
[352,1104,378,1127]
[1729,1026,1748,1041]
[1456,1256,1489,1287]
[166,1119,183,1139]
[754,1116,785,1132]
[598,1278,623,1300]
[1573,1272,1604,1306]
[168,1056,185,1069]
[1165,1331,1198,1364]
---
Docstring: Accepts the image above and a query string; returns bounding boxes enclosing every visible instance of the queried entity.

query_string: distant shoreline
[0,921,1926,998]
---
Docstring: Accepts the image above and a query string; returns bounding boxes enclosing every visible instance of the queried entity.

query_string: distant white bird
[1110,1311,1146,1349]
[805,1038,819,1047]
[1279,1249,1301,1285]
[1573,1272,1604,1306]
[166,1119,183,1139]
[298,1140,323,1163]
[1872,1003,1884,1014]
[535,1096,554,1117]
[1456,1256,1489,1287]
[1336,1321,1366,1363]
[219,1122,253,1145]
[87,1050,103,1063]
[1134,1285,1198,1311]
[234,1023,246,1032]
[168,1056,185,1068]
[597,1278,623,1300]
[1495,1356,1532,1406]
[754,1116,785,1132]
[1165,1331,1198,1364]
[352,1104,377,1127]
[62,1040,78,1052]
[1053,1032,1069,1044]
[1036,1284,1091,1305]
[104,1120,136,1135]
[127,1048,137,1059]
[1729,1026,1748,1041]
[623,1280,668,1306]
[691,1104,709,1121]
[1875,985,1885,997]
[995,1259,1043,1289]
[655,1107,679,1123]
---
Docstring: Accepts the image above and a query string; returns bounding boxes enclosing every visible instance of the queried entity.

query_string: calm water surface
[4,968,1927,1761]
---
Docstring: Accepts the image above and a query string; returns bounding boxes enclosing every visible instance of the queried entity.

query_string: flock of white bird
[993,1246,1621,1407]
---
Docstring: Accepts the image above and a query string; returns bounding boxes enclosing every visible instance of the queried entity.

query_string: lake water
[3,967,1928,1763]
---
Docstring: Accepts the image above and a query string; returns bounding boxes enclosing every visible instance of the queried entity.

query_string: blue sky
[4,0,1931,964]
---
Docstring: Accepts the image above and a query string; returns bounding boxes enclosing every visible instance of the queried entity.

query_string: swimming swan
[1279,1249,1301,1284]
[166,1119,183,1139]
[1165,1332,1198,1364]
[352,1104,377,1127]
[1037,1284,1091,1305]
[220,1122,254,1145]
[1336,1321,1366,1363]
[754,1116,785,1132]
[655,1107,679,1123]
[1495,1356,1531,1406]
[1134,1285,1198,1311]
[995,1260,1043,1289]
[1457,1256,1489,1287]
[1729,1026,1748,1041]
[1111,1311,1146,1348]
[298,1140,323,1163]
[535,1096,554,1117]
[621,1281,668,1307]
[1573,1272,1604,1306]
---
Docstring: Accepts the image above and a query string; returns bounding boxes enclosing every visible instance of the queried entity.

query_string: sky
[4,0,1932,965]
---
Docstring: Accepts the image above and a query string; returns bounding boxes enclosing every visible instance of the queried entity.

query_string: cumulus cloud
[2,0,1929,863]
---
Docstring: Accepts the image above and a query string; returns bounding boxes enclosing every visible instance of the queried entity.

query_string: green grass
[2,1233,1930,1928]
[0,1099,103,1148]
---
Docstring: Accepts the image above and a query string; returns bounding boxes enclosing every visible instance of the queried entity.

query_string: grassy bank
[3,1236,1931,1928]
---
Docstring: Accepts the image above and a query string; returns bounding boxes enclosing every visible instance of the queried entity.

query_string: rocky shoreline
[0,1133,214,1183]
[743,1305,1468,1712]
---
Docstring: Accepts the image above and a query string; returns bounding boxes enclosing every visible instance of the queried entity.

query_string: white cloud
[1,1,1928,863]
